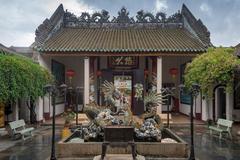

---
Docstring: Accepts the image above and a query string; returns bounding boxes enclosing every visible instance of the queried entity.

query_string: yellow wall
[0,103,4,127]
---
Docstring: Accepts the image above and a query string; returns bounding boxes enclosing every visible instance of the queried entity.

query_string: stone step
[57,156,189,160]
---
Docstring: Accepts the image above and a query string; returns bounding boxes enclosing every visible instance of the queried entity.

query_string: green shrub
[184,47,240,97]
[0,53,53,103]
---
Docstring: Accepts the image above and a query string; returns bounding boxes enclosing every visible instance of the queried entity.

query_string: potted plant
[61,110,75,139]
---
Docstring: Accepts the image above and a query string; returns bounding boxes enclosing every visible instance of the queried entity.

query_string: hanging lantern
[169,68,178,78]
[66,69,75,85]
[66,69,75,79]
[96,70,102,77]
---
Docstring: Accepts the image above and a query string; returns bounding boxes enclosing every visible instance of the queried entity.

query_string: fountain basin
[57,128,188,158]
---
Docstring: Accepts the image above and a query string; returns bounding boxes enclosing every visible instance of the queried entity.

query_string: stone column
[201,98,208,121]
[157,56,162,113]
[226,92,233,120]
[11,102,19,121]
[84,57,90,106]
[35,98,44,122]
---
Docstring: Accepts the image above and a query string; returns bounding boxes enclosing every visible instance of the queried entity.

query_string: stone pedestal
[93,154,145,160]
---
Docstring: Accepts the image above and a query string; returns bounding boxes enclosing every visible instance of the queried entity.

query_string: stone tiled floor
[0,124,239,160]
[170,113,204,125]
[0,126,62,160]
[171,125,240,160]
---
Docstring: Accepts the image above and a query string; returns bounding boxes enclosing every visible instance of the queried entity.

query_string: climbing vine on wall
[0,53,53,104]
[184,47,240,97]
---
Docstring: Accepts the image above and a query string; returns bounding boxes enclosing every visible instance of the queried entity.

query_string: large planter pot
[61,127,71,140]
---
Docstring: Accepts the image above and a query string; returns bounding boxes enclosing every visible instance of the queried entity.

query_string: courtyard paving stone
[0,124,239,160]
[0,126,62,160]
[171,125,240,160]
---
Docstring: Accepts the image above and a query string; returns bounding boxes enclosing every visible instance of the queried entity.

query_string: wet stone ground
[0,126,61,160]
[0,125,239,160]
[171,125,240,160]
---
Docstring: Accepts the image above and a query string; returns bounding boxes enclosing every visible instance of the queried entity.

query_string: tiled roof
[0,43,17,54]
[9,46,33,58]
[0,44,33,58]
[181,4,211,46]
[38,28,207,54]
[236,43,240,57]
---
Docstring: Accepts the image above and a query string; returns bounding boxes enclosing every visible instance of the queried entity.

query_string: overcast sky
[0,0,239,47]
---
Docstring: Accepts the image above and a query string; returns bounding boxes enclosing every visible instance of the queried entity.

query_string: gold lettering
[124,57,133,65]
[115,57,123,65]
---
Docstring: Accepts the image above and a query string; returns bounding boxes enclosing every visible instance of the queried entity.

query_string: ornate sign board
[109,56,138,68]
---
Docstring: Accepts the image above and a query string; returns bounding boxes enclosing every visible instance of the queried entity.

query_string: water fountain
[57,81,188,159]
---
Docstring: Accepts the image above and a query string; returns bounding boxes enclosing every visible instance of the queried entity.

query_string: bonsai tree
[62,109,75,127]
[184,47,240,96]
[0,52,53,123]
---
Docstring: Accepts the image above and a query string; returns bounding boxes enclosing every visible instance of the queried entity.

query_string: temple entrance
[113,75,133,107]
[100,69,144,115]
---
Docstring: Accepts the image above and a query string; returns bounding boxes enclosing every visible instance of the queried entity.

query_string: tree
[184,47,240,97]
[0,52,53,122]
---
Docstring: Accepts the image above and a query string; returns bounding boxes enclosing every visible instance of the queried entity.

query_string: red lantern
[66,69,75,78]
[96,70,102,77]
[169,68,178,78]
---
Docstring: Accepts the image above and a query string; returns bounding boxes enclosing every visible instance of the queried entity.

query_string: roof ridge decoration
[63,7,183,28]
[35,4,64,46]
[64,9,110,23]
[136,10,166,23]
[35,4,211,49]
[235,43,240,57]
[112,7,135,23]
[181,4,211,46]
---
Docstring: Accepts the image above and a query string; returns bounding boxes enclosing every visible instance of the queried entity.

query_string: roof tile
[39,28,207,53]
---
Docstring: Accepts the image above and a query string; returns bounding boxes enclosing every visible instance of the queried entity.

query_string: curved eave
[37,47,207,53]
[37,49,206,57]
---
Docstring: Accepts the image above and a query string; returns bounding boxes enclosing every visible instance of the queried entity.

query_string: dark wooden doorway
[213,85,226,121]
[218,88,226,119]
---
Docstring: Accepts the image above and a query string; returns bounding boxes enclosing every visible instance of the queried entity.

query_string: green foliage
[134,83,143,100]
[144,91,166,108]
[184,47,240,97]
[62,111,75,124]
[0,53,53,103]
